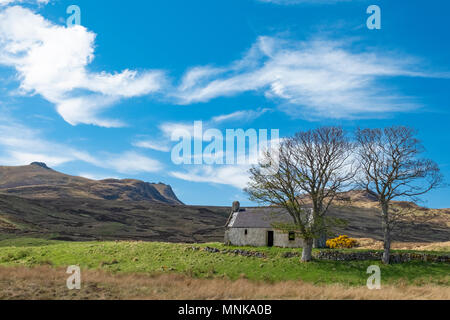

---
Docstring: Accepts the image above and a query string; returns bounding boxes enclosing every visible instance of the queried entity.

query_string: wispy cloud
[173,36,442,119]
[211,108,272,124]
[0,121,92,167]
[0,118,163,174]
[134,108,273,155]
[0,6,165,127]
[0,5,443,125]
[104,151,163,174]
[132,139,172,152]
[159,122,203,140]
[133,109,280,189]
[78,172,120,181]
[168,141,272,190]
[0,0,49,6]
[168,133,282,189]
[170,165,251,189]
[134,121,211,155]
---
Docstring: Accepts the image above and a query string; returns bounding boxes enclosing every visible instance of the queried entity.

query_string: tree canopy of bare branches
[355,126,443,264]
[246,126,354,261]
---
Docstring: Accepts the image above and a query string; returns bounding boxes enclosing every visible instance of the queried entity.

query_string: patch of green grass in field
[0,237,62,247]
[0,239,448,286]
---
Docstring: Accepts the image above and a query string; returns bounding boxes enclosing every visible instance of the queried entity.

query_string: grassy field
[2,266,449,300]
[0,238,448,287]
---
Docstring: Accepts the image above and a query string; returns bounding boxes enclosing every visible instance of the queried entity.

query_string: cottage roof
[226,207,295,228]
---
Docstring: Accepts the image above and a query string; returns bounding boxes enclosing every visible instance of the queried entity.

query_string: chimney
[232,201,240,213]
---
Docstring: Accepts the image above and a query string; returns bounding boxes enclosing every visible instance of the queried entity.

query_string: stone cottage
[224,201,305,248]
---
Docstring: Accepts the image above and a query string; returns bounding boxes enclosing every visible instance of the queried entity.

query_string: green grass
[0,237,63,247]
[0,238,448,286]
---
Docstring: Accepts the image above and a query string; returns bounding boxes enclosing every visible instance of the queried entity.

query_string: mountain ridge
[0,163,447,243]
[0,163,183,205]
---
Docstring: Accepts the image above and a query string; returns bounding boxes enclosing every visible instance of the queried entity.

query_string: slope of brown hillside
[0,164,448,243]
[0,163,182,204]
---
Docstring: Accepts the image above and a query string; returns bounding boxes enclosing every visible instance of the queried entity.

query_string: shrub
[326,235,358,249]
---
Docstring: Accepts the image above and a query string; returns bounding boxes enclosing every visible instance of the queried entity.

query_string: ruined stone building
[224,201,305,248]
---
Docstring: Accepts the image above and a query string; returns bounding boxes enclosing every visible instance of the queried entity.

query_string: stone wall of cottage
[224,228,304,248]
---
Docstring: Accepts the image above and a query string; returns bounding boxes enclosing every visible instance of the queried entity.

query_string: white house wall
[225,228,304,248]
[225,228,268,247]
[274,231,304,248]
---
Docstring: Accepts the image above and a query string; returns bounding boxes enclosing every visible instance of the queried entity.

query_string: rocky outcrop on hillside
[88,179,182,204]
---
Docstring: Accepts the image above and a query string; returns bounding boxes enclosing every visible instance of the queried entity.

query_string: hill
[0,194,229,242]
[0,163,231,243]
[0,163,182,204]
[0,164,448,243]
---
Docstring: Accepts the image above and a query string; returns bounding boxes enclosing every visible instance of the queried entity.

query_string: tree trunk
[301,239,313,262]
[381,202,391,264]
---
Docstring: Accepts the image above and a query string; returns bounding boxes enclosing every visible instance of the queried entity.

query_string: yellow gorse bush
[326,235,358,249]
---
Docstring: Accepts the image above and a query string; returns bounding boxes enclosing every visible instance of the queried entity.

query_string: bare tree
[355,126,443,264]
[290,127,355,247]
[246,127,354,261]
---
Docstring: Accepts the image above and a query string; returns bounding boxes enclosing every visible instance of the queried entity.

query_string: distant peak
[30,162,50,170]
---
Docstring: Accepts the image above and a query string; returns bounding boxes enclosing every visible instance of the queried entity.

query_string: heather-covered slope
[0,163,447,243]
[0,194,229,242]
[0,163,182,205]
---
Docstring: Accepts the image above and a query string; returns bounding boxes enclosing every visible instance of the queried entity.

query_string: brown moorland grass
[0,266,448,300]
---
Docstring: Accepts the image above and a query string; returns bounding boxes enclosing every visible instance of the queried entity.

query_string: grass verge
[1,266,449,300]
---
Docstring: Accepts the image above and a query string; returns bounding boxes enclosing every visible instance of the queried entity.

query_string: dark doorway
[267,231,274,247]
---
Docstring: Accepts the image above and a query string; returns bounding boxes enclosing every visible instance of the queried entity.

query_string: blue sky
[0,0,449,208]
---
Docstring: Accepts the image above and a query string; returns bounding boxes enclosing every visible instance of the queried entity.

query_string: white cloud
[1,5,445,126]
[0,118,163,174]
[159,108,272,140]
[178,66,225,92]
[133,106,275,165]
[168,134,281,189]
[1,6,439,124]
[170,165,250,189]
[173,36,440,119]
[0,6,165,127]
[132,139,171,152]
[0,121,96,167]
[211,108,271,124]
[139,111,281,190]
[1,150,72,167]
[0,0,49,6]
[159,122,202,140]
[78,172,120,181]
[133,121,206,156]
[104,151,163,174]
